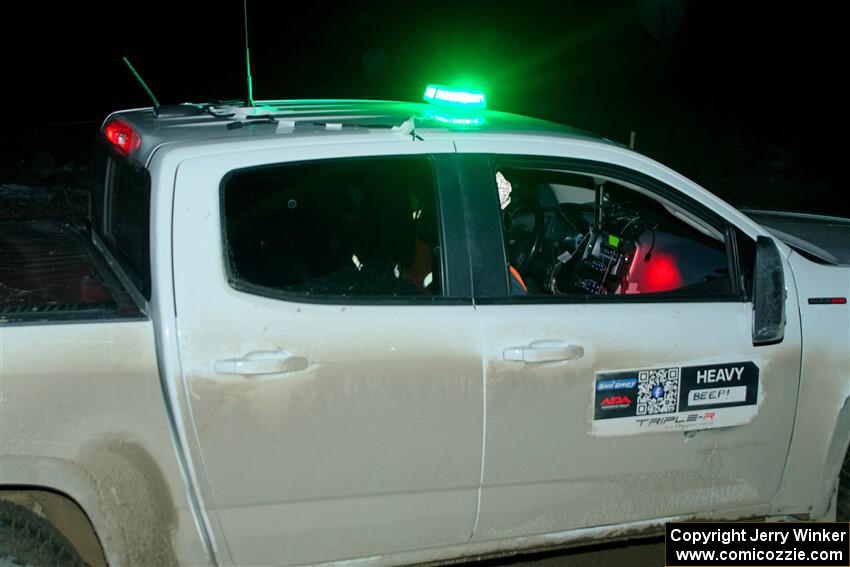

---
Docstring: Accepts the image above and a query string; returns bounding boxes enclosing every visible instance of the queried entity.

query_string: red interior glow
[640,254,683,292]
[626,247,683,294]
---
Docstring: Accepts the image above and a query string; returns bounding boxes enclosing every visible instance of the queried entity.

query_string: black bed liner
[0,220,143,323]
[742,209,850,266]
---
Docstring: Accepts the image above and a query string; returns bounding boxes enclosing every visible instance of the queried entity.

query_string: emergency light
[423,84,487,109]
[429,113,485,127]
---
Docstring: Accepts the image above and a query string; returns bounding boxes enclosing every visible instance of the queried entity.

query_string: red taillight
[104,119,141,154]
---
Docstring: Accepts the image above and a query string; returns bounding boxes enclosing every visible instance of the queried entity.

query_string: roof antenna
[122,56,160,109]
[243,0,255,107]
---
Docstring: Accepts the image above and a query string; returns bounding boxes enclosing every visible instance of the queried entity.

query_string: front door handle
[214,350,309,376]
[503,340,584,363]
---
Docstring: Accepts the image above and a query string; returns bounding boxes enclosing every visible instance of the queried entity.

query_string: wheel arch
[0,485,107,567]
[1,447,182,567]
[817,395,850,518]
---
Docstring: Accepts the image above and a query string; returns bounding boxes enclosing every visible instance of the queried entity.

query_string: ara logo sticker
[593,372,640,419]
[591,362,760,436]
[600,395,632,410]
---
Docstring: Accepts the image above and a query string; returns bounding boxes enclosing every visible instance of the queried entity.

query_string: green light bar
[423,84,487,108]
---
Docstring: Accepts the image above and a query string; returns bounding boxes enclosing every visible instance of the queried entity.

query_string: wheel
[839,444,850,521]
[0,499,86,567]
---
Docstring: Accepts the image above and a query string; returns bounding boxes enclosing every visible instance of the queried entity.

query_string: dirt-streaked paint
[79,439,178,566]
[0,321,210,566]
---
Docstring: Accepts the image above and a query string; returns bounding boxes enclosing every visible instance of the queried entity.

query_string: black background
[1,1,847,218]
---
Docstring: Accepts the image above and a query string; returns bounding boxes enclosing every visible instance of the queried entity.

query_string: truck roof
[106,99,616,166]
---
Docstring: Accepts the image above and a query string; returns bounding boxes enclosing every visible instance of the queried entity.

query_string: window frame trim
[461,154,749,305]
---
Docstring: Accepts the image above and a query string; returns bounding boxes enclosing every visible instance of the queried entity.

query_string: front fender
[815,398,850,518]
[770,253,850,517]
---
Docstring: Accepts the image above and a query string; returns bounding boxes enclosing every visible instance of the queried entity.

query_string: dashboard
[503,178,731,297]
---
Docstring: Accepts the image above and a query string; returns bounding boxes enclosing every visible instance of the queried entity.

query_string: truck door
[453,146,802,541]
[171,142,481,566]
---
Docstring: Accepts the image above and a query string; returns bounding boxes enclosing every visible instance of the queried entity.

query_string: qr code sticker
[636,368,680,415]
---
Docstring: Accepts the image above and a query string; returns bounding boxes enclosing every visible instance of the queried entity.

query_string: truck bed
[0,220,142,322]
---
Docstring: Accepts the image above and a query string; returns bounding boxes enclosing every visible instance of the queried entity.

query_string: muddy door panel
[453,147,802,540]
[171,143,482,566]
[472,299,801,540]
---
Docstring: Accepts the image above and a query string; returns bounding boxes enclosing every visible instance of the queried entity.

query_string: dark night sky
[1,1,847,215]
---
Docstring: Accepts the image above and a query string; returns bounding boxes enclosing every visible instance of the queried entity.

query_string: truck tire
[0,499,86,567]
[840,446,850,521]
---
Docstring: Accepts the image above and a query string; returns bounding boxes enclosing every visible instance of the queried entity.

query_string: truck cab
[1,90,848,566]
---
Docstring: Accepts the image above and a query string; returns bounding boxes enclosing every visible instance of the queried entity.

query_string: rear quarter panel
[0,320,210,566]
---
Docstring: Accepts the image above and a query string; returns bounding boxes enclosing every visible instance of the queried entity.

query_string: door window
[222,156,443,299]
[492,162,735,299]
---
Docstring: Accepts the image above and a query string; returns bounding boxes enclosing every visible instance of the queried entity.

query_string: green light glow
[430,113,485,127]
[608,235,620,248]
[423,84,487,108]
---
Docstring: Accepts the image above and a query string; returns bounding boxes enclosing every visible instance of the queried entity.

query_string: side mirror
[752,236,785,345]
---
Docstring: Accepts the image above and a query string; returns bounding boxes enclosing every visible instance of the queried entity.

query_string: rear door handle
[214,350,309,376]
[503,340,584,363]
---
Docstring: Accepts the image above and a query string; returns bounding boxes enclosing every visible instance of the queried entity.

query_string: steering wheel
[503,200,545,272]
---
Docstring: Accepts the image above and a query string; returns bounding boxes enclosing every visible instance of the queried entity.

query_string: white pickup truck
[1,87,849,567]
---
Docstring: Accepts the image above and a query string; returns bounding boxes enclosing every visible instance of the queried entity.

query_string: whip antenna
[243,0,255,106]
[122,57,160,109]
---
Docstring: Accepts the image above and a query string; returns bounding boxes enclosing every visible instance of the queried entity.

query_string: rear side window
[90,139,151,298]
[222,156,443,299]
